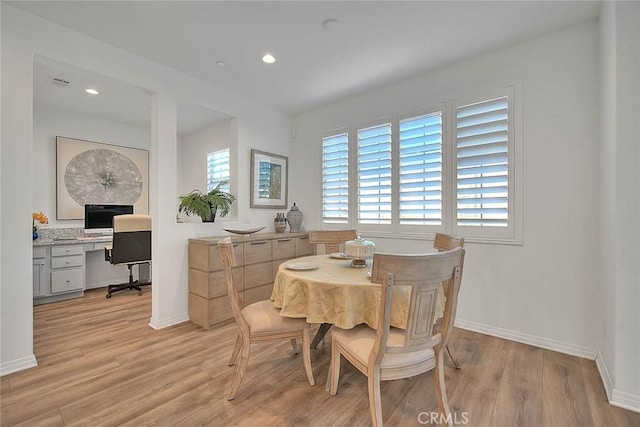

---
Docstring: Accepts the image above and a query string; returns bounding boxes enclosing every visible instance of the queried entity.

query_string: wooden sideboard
[188,232,312,330]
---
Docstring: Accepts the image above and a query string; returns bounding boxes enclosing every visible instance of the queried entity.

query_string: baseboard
[595,351,614,401]
[454,318,597,359]
[0,354,37,376]
[148,313,190,330]
[611,389,640,413]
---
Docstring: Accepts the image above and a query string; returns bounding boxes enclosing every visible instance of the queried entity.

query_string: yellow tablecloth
[271,255,410,330]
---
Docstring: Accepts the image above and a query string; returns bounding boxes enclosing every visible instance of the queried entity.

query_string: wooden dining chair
[327,247,465,427]
[217,237,315,400]
[308,229,357,255]
[433,232,465,369]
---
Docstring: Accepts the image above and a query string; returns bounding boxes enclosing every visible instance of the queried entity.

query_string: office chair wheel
[138,291,143,296]
[106,293,112,299]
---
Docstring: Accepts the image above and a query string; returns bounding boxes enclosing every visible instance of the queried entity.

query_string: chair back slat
[217,237,243,323]
[308,230,357,255]
[370,248,465,362]
[433,233,464,252]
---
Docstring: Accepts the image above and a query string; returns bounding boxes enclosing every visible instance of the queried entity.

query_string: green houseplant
[178,181,235,222]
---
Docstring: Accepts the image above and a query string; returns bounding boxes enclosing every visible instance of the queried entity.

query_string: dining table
[271,254,412,348]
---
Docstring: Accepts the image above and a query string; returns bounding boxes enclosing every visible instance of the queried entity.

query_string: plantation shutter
[207,149,230,192]
[357,123,392,224]
[322,133,349,223]
[456,97,509,226]
[399,112,443,225]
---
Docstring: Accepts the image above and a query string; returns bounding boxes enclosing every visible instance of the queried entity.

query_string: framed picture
[56,136,149,219]
[250,149,288,209]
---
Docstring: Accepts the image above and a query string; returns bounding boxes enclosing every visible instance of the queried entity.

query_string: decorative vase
[286,203,303,233]
[33,231,38,240]
[274,212,287,233]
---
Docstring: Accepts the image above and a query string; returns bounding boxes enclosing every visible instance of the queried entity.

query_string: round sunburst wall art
[64,148,143,206]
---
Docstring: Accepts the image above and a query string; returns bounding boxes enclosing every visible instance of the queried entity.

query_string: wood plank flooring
[2,289,639,426]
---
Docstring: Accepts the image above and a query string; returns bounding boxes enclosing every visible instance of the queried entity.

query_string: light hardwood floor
[2,289,639,426]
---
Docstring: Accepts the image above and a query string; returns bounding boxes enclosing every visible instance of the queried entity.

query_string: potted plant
[178,181,235,223]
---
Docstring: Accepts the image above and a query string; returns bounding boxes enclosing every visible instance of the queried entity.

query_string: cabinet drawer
[295,236,312,256]
[189,267,243,298]
[244,262,272,289]
[244,283,273,306]
[51,245,84,257]
[272,259,292,282]
[51,255,84,269]
[273,238,296,260]
[51,268,84,293]
[189,242,244,271]
[33,247,47,258]
[244,240,272,264]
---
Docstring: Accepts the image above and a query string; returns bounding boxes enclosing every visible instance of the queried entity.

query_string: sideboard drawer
[51,268,84,293]
[51,245,84,257]
[244,262,272,289]
[244,240,272,264]
[273,237,296,260]
[51,255,84,269]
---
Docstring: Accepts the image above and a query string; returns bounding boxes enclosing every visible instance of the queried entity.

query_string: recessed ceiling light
[262,54,276,64]
[85,88,99,95]
[216,60,226,67]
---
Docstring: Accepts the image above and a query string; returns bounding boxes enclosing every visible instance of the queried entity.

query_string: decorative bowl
[223,226,266,236]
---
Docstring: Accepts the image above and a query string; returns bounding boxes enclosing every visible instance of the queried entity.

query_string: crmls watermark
[417,411,469,425]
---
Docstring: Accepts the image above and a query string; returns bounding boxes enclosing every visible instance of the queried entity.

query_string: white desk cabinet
[32,243,86,305]
[188,232,312,330]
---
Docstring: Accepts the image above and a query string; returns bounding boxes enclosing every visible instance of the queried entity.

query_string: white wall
[33,105,151,228]
[292,22,602,356]
[1,5,292,374]
[599,1,640,409]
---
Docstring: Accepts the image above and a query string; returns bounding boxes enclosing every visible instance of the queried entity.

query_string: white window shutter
[357,123,392,224]
[456,97,509,227]
[322,133,349,223]
[207,149,230,192]
[399,112,443,225]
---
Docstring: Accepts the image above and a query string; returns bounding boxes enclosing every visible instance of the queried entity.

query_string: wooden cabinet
[188,232,312,330]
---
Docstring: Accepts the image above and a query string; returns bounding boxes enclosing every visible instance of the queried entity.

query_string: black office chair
[104,214,151,298]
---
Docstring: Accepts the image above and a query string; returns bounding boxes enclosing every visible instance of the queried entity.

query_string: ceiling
[13,1,601,129]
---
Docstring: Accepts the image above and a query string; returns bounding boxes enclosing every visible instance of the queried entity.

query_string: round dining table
[271,254,410,332]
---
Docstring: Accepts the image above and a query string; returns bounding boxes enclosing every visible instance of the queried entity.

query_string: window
[207,149,230,192]
[399,113,443,225]
[357,124,392,225]
[455,97,508,227]
[320,83,519,243]
[322,133,349,223]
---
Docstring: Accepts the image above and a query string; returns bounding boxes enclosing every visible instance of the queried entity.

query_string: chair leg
[327,339,341,395]
[446,344,461,370]
[367,368,383,427]
[227,331,251,400]
[434,348,453,427]
[301,328,315,386]
[228,331,242,366]
[290,338,299,354]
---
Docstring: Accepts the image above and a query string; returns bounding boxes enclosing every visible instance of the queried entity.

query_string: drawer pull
[66,280,70,283]
[299,237,309,241]
[277,239,292,242]
[250,241,268,245]
[66,261,70,264]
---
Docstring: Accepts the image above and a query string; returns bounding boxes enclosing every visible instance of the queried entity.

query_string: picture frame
[56,136,149,219]
[250,149,288,209]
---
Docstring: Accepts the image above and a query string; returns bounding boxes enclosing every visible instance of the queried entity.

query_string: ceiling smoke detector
[51,77,70,88]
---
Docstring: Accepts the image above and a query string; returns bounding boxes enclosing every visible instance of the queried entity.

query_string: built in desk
[33,235,114,305]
